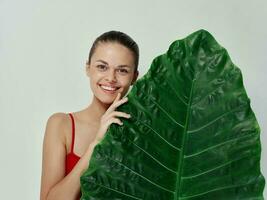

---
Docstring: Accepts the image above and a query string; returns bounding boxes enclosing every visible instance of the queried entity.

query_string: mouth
[98,84,120,94]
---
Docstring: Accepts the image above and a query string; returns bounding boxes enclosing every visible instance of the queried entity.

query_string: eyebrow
[96,59,131,68]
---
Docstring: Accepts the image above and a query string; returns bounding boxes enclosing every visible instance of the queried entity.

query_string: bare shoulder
[47,112,69,123]
[44,112,71,142]
[40,113,71,199]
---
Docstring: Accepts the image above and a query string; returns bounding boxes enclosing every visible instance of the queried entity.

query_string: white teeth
[100,85,117,91]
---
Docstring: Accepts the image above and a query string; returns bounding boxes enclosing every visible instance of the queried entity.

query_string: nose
[105,69,117,82]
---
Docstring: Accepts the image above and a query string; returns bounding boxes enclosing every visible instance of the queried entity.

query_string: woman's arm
[40,113,98,200]
[40,93,130,200]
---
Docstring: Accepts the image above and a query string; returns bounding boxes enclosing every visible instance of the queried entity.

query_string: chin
[95,92,120,105]
[98,96,114,104]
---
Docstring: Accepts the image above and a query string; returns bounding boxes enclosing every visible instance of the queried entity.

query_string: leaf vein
[134,117,181,152]
[147,95,184,128]
[130,140,177,174]
[182,149,257,180]
[106,156,175,194]
[184,132,257,158]
[188,103,248,134]
[86,180,143,200]
[179,182,253,199]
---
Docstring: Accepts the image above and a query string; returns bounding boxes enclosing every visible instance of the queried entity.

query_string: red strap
[68,113,75,153]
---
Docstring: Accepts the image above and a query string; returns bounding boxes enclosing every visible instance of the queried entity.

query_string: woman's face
[86,42,139,104]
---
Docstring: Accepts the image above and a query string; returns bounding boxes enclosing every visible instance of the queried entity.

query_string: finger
[112,97,128,108]
[106,97,128,114]
[106,92,122,112]
[108,117,123,126]
[107,111,131,119]
[114,92,121,102]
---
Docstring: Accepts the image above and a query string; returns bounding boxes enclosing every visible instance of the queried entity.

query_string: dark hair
[87,30,139,72]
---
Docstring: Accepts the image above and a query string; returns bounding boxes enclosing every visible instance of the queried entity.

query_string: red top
[65,113,81,175]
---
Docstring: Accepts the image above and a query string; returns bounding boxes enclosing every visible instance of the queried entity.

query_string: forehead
[92,42,135,67]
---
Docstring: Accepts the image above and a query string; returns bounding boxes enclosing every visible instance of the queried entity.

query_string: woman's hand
[94,92,131,143]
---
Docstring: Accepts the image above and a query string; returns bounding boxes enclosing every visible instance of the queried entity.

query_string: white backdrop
[0,0,266,199]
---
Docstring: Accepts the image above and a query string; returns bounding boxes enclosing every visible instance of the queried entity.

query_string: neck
[88,95,111,121]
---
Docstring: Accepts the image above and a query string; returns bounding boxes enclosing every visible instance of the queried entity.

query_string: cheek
[121,79,131,86]
[121,75,134,85]
[89,75,100,92]
[119,81,132,92]
[120,79,133,93]
[89,72,102,83]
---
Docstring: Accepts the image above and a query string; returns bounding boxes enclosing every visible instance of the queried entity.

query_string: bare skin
[40,41,139,200]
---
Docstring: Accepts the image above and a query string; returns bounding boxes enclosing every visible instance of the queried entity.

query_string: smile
[99,84,120,94]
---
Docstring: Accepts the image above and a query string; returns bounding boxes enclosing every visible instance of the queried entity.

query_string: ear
[85,61,90,77]
[131,70,139,85]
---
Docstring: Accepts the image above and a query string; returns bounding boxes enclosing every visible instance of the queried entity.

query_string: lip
[99,84,120,88]
[98,84,120,94]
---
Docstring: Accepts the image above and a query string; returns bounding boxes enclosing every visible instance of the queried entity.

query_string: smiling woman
[40,31,139,200]
[86,41,139,104]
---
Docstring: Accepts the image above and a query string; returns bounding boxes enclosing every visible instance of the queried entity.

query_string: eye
[118,69,129,74]
[96,64,107,70]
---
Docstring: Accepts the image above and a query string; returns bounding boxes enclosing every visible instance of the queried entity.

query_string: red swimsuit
[65,113,81,175]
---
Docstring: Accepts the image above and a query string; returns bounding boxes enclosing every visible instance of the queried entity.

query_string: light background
[0,0,266,199]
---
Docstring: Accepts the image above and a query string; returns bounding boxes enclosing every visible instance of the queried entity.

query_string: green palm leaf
[80,29,265,200]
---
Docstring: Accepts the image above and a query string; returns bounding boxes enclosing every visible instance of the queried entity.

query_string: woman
[40,30,139,200]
